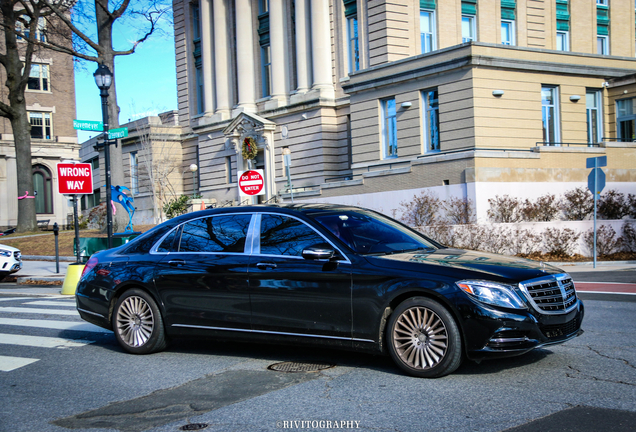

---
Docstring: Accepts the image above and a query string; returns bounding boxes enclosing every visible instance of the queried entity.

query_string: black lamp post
[94,64,113,248]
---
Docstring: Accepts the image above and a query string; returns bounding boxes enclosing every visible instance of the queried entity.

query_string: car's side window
[179,214,252,253]
[260,214,324,256]
[156,227,180,252]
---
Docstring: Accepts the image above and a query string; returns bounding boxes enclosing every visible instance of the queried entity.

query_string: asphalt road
[0,291,634,432]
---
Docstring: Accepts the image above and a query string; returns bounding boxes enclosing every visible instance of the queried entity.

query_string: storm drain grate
[268,361,335,373]
[179,423,209,431]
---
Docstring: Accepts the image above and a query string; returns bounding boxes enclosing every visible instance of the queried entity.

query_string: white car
[0,244,22,280]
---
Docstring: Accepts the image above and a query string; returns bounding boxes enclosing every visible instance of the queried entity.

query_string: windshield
[310,209,438,255]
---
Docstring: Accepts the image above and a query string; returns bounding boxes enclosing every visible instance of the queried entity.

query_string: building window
[423,89,440,153]
[259,0,269,14]
[27,64,49,91]
[501,20,515,46]
[192,4,204,114]
[616,98,636,142]
[18,17,46,42]
[32,164,53,214]
[556,31,569,51]
[225,156,234,184]
[541,86,561,145]
[462,15,476,43]
[586,90,603,145]
[380,98,397,159]
[596,0,607,5]
[597,35,609,55]
[29,112,51,140]
[420,10,436,54]
[261,45,272,97]
[347,16,360,73]
[130,151,139,194]
[81,189,101,211]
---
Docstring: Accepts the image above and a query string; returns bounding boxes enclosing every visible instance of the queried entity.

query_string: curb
[548,260,636,267]
[22,255,77,262]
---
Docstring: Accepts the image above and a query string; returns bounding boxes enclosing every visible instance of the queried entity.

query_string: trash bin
[75,234,140,262]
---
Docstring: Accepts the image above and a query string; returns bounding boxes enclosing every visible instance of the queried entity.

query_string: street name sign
[73,120,103,131]
[238,170,265,196]
[108,127,129,140]
[57,163,93,195]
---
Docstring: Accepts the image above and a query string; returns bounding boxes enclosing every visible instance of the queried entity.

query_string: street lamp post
[94,64,114,249]
[189,164,198,196]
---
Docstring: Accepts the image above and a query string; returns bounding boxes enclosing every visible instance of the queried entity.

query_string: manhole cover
[179,423,208,431]
[268,361,335,373]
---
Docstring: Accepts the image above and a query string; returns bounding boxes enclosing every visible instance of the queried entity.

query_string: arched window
[32,164,53,214]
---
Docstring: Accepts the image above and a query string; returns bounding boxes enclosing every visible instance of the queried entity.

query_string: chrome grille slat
[519,274,578,315]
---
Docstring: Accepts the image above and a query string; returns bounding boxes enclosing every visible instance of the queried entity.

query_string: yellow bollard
[61,263,85,295]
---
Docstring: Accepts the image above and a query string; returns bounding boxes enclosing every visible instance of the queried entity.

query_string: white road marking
[25,301,76,307]
[0,355,39,372]
[0,333,93,348]
[0,297,34,302]
[0,318,109,333]
[0,307,78,316]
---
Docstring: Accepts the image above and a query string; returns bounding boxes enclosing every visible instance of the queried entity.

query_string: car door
[248,213,353,340]
[153,213,254,330]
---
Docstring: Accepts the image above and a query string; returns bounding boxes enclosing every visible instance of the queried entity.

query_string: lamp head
[93,64,113,91]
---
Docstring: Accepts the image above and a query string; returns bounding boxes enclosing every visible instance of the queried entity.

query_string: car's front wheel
[387,297,462,378]
[112,288,167,354]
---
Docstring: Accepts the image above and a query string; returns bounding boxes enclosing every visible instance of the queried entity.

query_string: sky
[73,10,177,143]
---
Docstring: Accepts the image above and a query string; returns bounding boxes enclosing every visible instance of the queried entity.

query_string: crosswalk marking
[0,307,78,316]
[0,355,39,372]
[25,301,76,307]
[0,333,93,348]
[0,318,109,333]
[0,297,36,302]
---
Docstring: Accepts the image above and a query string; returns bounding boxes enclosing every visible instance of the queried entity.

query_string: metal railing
[536,142,601,147]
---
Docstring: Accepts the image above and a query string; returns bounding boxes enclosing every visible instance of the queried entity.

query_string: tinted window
[156,227,180,252]
[260,214,324,256]
[179,214,251,253]
[311,210,437,255]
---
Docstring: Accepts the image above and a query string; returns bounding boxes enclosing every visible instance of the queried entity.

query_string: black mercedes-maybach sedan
[76,204,584,378]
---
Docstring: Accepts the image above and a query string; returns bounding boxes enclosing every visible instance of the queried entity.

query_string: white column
[200,0,215,114]
[310,0,334,99]
[213,0,231,117]
[269,0,287,103]
[235,0,256,113]
[295,0,311,93]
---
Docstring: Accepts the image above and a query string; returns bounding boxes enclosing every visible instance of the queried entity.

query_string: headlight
[0,249,11,257]
[456,280,527,309]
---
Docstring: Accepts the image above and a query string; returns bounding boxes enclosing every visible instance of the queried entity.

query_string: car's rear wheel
[113,288,167,354]
[387,297,462,378]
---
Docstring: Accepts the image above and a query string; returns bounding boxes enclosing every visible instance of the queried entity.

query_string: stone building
[0,21,78,230]
[172,0,635,219]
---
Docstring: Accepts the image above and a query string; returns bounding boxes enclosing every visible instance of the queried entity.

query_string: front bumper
[461,298,585,361]
[0,260,22,274]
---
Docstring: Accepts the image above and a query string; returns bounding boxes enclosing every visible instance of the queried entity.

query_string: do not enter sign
[238,169,265,196]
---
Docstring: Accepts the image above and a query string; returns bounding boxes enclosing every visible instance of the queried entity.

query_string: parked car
[76,204,584,378]
[0,244,22,280]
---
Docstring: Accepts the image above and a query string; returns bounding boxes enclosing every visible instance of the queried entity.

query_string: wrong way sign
[238,169,265,196]
[57,163,93,195]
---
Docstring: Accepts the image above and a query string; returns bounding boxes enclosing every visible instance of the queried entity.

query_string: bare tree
[134,117,181,223]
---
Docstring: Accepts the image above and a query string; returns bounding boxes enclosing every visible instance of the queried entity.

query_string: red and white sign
[57,163,93,195]
[238,169,265,196]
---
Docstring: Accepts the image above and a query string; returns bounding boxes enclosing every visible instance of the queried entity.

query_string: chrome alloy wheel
[116,295,155,347]
[392,306,448,369]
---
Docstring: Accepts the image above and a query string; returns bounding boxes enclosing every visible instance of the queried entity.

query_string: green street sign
[73,120,103,131]
[108,127,129,140]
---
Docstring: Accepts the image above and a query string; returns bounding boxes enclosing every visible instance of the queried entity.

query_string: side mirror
[302,244,335,261]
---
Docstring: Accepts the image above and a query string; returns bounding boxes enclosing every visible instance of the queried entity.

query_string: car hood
[365,248,564,283]
[0,244,20,253]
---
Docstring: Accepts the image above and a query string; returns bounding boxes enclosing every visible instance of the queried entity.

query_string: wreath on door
[242,137,258,160]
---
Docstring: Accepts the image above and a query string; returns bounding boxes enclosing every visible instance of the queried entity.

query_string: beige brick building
[173,0,636,219]
[0,25,79,230]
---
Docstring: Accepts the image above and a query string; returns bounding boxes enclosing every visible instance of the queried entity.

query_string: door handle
[256,262,277,270]
[168,259,186,267]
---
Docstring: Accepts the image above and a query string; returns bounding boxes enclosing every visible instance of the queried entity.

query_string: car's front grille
[519,274,578,315]
[541,317,579,339]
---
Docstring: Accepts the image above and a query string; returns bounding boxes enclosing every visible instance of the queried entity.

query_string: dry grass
[0,225,155,256]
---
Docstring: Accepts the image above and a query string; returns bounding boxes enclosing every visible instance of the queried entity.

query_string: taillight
[81,256,99,278]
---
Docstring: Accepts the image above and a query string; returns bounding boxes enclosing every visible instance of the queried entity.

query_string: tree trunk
[12,105,37,232]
